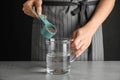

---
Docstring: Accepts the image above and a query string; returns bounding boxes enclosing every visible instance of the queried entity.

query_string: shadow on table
[0,62,47,80]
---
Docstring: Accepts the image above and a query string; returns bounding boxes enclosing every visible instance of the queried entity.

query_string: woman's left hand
[71,25,95,57]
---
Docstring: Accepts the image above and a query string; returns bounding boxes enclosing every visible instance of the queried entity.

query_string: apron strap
[71,1,99,15]
[43,1,98,6]
[43,1,99,16]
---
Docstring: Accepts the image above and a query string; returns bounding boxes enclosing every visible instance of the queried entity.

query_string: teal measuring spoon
[33,7,57,39]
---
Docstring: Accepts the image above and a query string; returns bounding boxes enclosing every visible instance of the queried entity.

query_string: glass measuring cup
[33,7,57,39]
[46,38,77,75]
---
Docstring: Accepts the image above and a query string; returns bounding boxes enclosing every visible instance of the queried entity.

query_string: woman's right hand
[22,0,42,18]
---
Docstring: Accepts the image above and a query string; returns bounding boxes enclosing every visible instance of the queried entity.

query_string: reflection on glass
[46,73,71,80]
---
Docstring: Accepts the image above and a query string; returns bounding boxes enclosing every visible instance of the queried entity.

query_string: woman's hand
[71,25,95,57]
[22,0,42,18]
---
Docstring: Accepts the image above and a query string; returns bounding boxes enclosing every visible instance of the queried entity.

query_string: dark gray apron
[31,0,104,61]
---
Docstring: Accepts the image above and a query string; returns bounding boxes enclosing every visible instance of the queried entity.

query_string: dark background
[1,0,120,61]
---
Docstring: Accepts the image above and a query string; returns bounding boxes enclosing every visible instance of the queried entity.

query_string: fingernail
[76,47,79,50]
[71,39,74,41]
[76,55,79,57]
[70,39,73,41]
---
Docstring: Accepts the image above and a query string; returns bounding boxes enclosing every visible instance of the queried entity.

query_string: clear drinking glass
[46,38,76,75]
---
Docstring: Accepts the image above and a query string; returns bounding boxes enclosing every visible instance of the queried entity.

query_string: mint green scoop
[33,7,57,39]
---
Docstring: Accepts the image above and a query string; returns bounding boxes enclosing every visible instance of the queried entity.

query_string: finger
[76,40,84,50]
[72,36,81,50]
[35,0,42,14]
[23,9,35,18]
[72,31,77,40]
[23,7,38,18]
[31,8,39,18]
[74,44,85,57]
[70,39,74,48]
[23,4,38,18]
[71,31,78,48]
